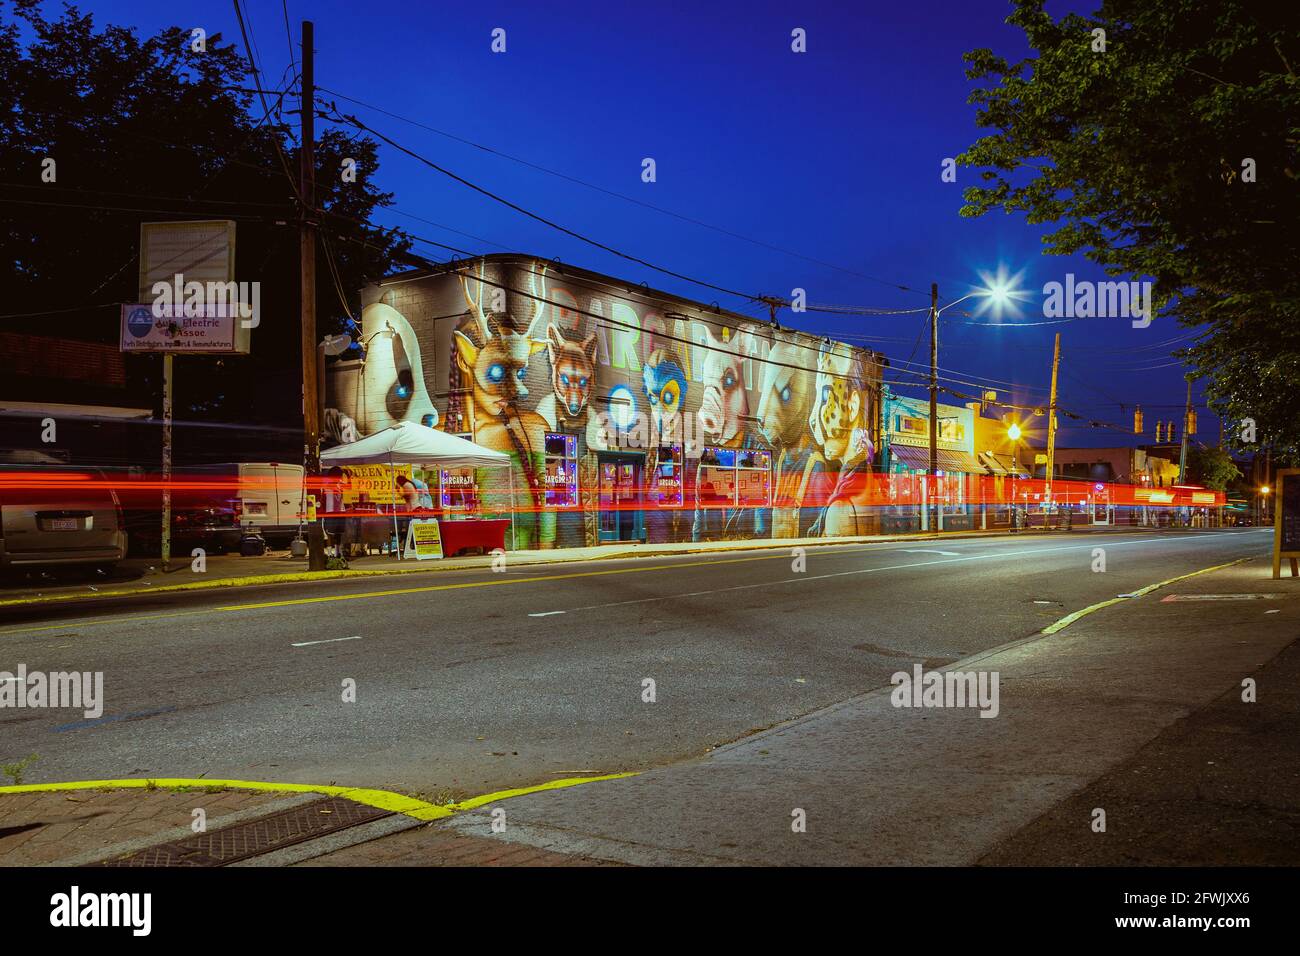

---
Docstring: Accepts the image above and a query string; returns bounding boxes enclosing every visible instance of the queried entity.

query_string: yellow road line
[215,552,802,611]
[1041,557,1249,635]
[0,772,638,823]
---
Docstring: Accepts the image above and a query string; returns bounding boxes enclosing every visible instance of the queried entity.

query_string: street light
[1007,422,1022,441]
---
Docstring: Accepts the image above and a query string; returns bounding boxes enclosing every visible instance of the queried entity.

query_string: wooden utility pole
[300,20,326,571]
[1044,333,1061,525]
[1178,376,1191,484]
[161,353,173,570]
[928,282,938,531]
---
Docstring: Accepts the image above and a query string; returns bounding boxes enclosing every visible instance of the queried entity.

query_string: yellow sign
[405,518,443,560]
[342,463,413,505]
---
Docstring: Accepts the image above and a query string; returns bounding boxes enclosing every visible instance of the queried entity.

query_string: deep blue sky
[53,0,1213,446]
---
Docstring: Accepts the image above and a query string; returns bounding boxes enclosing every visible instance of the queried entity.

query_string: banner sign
[405,518,443,560]
[341,463,413,505]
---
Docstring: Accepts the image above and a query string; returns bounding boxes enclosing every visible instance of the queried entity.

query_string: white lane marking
[534,535,1268,617]
[896,548,961,556]
[528,611,566,617]
[291,635,362,647]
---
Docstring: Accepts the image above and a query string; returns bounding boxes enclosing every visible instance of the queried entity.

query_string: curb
[1040,556,1250,634]
[0,773,639,823]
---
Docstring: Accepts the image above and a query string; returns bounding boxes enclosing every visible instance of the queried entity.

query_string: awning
[978,452,1024,476]
[890,444,984,474]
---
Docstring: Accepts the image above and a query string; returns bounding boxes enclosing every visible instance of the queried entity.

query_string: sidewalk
[0,523,1173,609]
[324,555,1296,866]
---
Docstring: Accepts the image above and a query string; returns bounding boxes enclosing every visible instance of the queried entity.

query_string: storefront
[326,254,885,549]
[882,396,983,532]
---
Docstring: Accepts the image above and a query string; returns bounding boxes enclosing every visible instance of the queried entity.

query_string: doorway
[597,453,644,543]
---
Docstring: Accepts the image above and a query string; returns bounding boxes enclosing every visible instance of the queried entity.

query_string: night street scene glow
[1,0,1296,937]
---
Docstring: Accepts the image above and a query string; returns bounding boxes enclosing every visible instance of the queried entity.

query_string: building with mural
[326,254,887,550]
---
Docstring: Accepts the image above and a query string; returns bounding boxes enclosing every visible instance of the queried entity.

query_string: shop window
[544,432,578,507]
[650,443,683,506]
[440,463,480,518]
[698,446,771,508]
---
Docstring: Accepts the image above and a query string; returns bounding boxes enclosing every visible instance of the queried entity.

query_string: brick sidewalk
[0,788,310,866]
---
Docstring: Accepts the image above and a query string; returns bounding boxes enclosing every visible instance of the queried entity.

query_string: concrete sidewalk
[311,555,1297,866]
[0,523,1174,609]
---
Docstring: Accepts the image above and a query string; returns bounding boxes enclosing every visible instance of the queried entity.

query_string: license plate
[48,518,80,531]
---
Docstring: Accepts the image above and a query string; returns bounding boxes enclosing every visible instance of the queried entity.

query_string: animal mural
[537,325,606,451]
[692,325,767,541]
[642,347,689,540]
[452,263,556,549]
[806,340,877,537]
[354,301,439,434]
[755,330,818,537]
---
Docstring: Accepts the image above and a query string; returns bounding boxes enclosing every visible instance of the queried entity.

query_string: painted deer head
[453,263,549,420]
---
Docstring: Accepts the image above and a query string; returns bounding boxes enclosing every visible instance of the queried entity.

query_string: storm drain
[88,797,392,867]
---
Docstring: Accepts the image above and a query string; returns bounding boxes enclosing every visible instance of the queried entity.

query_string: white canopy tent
[320,422,514,556]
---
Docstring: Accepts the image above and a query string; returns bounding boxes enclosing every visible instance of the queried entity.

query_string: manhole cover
[89,797,391,867]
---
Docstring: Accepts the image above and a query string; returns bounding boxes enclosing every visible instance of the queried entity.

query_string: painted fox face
[642,348,687,443]
[546,326,597,419]
[757,337,812,448]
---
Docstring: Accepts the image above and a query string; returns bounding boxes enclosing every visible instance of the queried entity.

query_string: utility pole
[161,353,173,571]
[1177,376,1191,484]
[300,20,326,571]
[1044,332,1061,527]
[928,282,938,532]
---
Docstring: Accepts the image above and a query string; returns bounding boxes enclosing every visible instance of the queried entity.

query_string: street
[0,529,1273,800]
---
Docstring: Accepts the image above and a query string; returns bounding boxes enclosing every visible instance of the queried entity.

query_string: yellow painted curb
[0,773,638,822]
[1041,557,1249,635]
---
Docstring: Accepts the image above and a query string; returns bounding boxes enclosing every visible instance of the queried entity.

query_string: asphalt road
[0,529,1273,798]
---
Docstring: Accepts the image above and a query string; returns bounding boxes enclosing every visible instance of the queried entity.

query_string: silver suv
[0,466,127,573]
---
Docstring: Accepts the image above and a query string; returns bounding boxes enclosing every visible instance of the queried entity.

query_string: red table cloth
[437,518,510,557]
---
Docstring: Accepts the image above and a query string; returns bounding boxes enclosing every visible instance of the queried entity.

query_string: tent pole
[390,452,400,559]
[509,464,517,551]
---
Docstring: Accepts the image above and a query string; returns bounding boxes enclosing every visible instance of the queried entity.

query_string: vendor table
[438,517,510,557]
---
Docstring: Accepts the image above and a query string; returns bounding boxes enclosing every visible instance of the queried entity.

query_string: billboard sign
[136,220,251,353]
[119,303,242,353]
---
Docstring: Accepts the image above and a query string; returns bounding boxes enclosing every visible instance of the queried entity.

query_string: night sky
[58,0,1212,446]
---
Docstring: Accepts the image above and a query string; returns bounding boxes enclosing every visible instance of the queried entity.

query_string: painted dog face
[546,326,597,419]
[642,348,687,443]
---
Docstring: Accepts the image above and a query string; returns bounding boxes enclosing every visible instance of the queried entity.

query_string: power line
[313,85,930,299]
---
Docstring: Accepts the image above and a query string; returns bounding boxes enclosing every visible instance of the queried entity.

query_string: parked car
[187,462,304,548]
[124,503,242,555]
[0,465,127,574]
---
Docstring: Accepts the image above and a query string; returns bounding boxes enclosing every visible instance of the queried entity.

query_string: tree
[0,1,413,442]
[956,0,1300,463]
[1186,444,1241,491]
